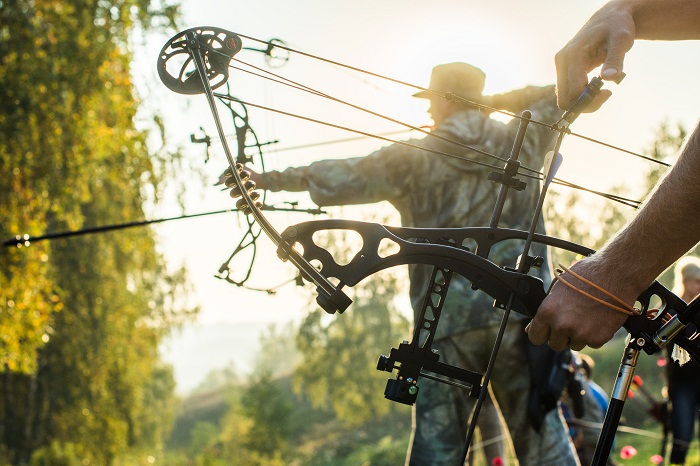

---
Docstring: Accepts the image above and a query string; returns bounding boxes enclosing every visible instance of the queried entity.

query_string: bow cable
[206,51,656,207]
[216,93,642,209]
[226,34,669,168]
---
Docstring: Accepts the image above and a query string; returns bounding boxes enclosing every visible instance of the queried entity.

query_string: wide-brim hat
[413,62,486,101]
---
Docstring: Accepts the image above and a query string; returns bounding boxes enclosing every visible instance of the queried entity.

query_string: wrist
[556,262,641,316]
[577,253,650,306]
[268,167,309,192]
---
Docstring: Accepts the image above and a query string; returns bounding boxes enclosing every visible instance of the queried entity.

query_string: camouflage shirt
[265,89,561,338]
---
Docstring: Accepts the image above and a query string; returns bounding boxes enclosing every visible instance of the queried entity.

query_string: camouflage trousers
[405,321,580,466]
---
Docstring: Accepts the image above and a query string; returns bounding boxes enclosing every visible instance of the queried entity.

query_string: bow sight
[158,26,700,465]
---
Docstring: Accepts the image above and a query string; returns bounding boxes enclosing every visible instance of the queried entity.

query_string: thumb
[600,35,633,83]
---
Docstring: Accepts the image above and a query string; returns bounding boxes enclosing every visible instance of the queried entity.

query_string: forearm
[591,122,700,298]
[529,1,700,351]
[258,166,310,192]
[618,0,700,40]
[258,154,404,206]
[527,123,700,350]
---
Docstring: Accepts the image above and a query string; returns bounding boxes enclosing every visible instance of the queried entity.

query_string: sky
[132,0,700,392]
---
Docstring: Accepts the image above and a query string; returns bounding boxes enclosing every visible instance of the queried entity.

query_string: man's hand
[554,1,634,110]
[215,165,266,189]
[526,258,631,351]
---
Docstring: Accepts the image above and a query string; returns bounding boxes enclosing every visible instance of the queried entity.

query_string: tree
[293,229,411,426]
[254,322,300,376]
[0,1,193,464]
[241,371,294,457]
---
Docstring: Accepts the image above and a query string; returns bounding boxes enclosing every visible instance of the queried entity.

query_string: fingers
[569,340,587,352]
[215,167,231,186]
[525,319,549,346]
[215,165,264,188]
[528,275,630,352]
[600,29,634,84]
[547,334,572,353]
[583,89,612,113]
[554,7,634,111]
[555,46,617,112]
[525,318,571,352]
[554,48,590,110]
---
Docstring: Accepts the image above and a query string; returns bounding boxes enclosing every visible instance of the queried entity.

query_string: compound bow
[157,26,700,466]
[186,42,326,293]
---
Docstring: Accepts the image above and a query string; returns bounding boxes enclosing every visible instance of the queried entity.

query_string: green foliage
[166,313,413,465]
[241,371,294,455]
[166,387,229,453]
[29,441,81,466]
[254,322,300,376]
[644,121,687,192]
[0,0,196,464]
[189,422,220,456]
[190,363,241,395]
[182,376,299,465]
[333,435,409,466]
[168,373,412,466]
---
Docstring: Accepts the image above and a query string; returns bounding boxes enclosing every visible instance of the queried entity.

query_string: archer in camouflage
[222,63,579,466]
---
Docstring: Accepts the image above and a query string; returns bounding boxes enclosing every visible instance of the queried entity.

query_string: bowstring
[208,47,650,208]
[232,33,669,167]
[208,37,652,292]
[215,93,641,209]
[228,59,646,208]
[229,59,514,166]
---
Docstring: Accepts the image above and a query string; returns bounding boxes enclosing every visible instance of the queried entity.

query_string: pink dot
[491,457,504,466]
[651,454,663,464]
[657,358,667,367]
[620,445,638,459]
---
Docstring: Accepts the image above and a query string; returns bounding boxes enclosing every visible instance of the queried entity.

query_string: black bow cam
[157,26,242,95]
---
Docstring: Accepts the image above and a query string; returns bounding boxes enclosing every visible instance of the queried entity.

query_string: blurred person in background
[666,256,700,465]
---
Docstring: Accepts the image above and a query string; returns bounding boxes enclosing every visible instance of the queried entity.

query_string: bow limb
[158,27,351,313]
[191,36,350,312]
